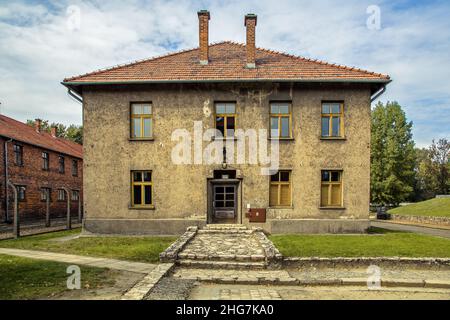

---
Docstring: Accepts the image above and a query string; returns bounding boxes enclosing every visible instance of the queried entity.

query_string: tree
[371,101,416,205]
[26,119,83,145]
[415,139,450,198]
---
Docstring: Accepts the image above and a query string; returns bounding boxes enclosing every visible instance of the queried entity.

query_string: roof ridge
[64,41,232,82]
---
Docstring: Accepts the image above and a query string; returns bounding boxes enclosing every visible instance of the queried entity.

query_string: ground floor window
[269,170,291,207]
[71,190,80,201]
[131,170,152,207]
[321,170,343,207]
[16,186,26,201]
[57,189,66,201]
[41,188,51,201]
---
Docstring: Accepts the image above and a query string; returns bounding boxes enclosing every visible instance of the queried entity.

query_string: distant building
[0,115,83,222]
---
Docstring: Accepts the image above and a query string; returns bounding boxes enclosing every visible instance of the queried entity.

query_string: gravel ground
[145,277,198,300]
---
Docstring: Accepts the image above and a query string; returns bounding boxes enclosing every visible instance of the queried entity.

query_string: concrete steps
[177,259,267,270]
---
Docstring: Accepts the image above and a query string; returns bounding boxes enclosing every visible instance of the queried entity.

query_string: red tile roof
[63,41,390,84]
[0,114,82,159]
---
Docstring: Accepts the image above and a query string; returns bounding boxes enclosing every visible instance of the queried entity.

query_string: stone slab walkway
[0,248,156,274]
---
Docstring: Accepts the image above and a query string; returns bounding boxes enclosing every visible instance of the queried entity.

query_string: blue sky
[0,0,449,147]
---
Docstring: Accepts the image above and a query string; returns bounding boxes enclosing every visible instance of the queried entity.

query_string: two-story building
[0,115,83,222]
[62,11,390,235]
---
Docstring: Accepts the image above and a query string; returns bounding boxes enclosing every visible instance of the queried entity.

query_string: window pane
[270,117,279,137]
[216,117,225,137]
[133,118,141,137]
[215,194,224,200]
[215,201,225,208]
[143,118,152,137]
[280,117,290,137]
[216,104,226,114]
[225,193,234,200]
[269,185,278,206]
[321,185,329,206]
[133,171,142,182]
[321,171,330,181]
[280,184,291,206]
[278,104,289,114]
[280,171,290,182]
[215,187,224,193]
[226,117,235,136]
[144,186,152,205]
[321,117,329,136]
[331,171,340,182]
[322,104,330,114]
[225,201,234,207]
[225,187,234,193]
[331,116,340,136]
[331,184,341,206]
[142,104,152,114]
[132,104,143,115]
[271,172,280,182]
[225,104,235,114]
[143,171,152,182]
[133,186,142,205]
[270,105,279,114]
[331,103,341,114]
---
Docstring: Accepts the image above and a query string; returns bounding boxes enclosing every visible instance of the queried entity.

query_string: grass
[270,227,450,258]
[0,229,177,263]
[0,254,113,300]
[388,198,450,217]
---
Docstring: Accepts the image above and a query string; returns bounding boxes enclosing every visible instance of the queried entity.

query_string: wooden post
[45,189,50,227]
[7,181,19,238]
[78,196,82,223]
[63,187,71,230]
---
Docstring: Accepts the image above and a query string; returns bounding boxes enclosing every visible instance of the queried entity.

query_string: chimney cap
[197,10,210,19]
[245,13,257,26]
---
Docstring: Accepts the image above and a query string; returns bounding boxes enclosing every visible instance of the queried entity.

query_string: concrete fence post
[62,187,71,230]
[7,181,19,239]
[78,196,82,223]
[45,189,50,227]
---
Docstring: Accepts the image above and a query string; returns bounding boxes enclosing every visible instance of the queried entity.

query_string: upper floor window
[131,170,153,207]
[269,170,292,207]
[321,102,344,138]
[13,144,23,166]
[42,152,49,171]
[215,102,236,138]
[72,160,78,177]
[131,103,152,139]
[270,102,292,138]
[17,186,26,201]
[321,170,343,207]
[58,156,65,174]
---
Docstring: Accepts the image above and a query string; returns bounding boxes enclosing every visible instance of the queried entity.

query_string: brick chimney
[51,126,57,138]
[35,119,42,133]
[245,14,257,68]
[198,10,210,65]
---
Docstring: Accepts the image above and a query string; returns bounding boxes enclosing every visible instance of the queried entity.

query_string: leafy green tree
[26,119,82,145]
[371,101,416,205]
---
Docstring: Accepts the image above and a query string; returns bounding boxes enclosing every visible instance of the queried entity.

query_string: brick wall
[0,136,83,222]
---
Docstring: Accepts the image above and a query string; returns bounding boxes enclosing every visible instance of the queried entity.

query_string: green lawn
[0,229,177,263]
[388,198,450,217]
[0,254,113,300]
[270,227,450,258]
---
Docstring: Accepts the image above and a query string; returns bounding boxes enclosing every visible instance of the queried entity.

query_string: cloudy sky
[0,0,449,147]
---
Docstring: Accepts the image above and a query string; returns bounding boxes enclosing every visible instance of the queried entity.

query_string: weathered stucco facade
[81,82,372,234]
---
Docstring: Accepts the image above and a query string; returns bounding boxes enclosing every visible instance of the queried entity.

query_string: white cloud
[0,0,449,147]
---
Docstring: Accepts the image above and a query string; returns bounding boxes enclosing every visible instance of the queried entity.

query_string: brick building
[0,115,83,222]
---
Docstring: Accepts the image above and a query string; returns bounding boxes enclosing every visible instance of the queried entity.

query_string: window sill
[319,206,346,210]
[320,136,346,141]
[129,138,154,142]
[268,137,294,141]
[268,206,294,209]
[128,205,155,210]
[211,136,238,141]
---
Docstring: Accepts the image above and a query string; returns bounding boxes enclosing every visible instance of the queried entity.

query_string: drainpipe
[4,138,12,223]
[370,85,386,103]
[67,88,82,103]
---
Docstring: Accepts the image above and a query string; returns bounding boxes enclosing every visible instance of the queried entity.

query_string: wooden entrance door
[212,184,237,223]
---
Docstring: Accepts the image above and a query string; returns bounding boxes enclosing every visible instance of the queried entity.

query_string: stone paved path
[0,248,157,274]
[371,220,450,239]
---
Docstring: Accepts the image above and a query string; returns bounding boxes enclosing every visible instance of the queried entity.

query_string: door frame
[207,178,241,224]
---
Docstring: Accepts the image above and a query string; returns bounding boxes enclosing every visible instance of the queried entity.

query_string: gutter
[3,138,13,223]
[67,88,83,103]
[370,85,387,102]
